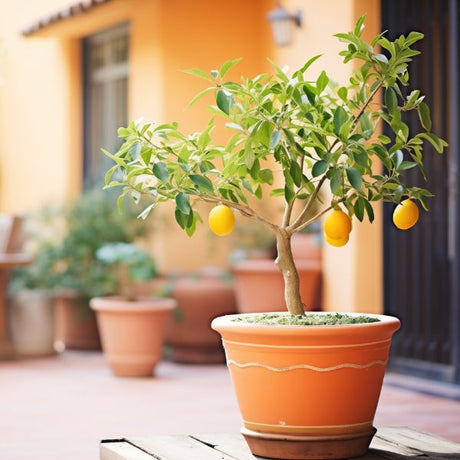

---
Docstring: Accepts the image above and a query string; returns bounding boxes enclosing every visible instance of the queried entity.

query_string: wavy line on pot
[227,359,388,372]
[222,338,392,350]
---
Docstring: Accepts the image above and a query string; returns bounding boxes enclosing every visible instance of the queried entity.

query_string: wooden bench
[100,426,460,459]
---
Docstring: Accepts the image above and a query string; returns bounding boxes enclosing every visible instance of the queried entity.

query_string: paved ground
[1,351,460,460]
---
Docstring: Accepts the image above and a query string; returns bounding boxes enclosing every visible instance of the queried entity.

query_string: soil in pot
[212,311,401,460]
[232,259,321,313]
[90,296,176,377]
[54,293,101,351]
[164,275,237,364]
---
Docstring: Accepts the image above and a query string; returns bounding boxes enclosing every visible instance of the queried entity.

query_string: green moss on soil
[232,313,380,326]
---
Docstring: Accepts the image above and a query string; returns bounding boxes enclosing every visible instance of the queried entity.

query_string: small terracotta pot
[90,296,176,377]
[232,259,321,313]
[212,312,400,460]
[164,276,236,363]
[55,293,101,350]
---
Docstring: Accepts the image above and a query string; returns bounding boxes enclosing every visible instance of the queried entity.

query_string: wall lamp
[267,4,302,47]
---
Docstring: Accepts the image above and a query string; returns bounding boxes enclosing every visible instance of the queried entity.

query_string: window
[83,24,129,187]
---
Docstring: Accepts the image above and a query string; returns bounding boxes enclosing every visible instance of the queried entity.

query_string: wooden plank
[377,426,460,455]
[100,441,155,460]
[191,433,263,460]
[104,428,460,460]
[370,430,425,457]
[127,435,238,460]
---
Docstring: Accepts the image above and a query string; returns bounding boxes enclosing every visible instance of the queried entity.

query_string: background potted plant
[9,239,60,357]
[103,17,446,459]
[53,189,146,350]
[90,242,175,377]
[161,267,237,364]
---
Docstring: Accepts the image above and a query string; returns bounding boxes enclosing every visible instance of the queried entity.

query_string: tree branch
[287,175,327,234]
[201,194,279,233]
[294,205,333,234]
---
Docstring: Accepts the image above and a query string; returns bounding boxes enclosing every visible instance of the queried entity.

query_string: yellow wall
[0,0,383,310]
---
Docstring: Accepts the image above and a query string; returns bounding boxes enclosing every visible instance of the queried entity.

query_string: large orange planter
[90,296,176,377]
[212,312,400,459]
[232,259,321,313]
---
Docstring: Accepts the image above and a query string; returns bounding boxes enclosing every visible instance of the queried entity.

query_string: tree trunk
[275,229,305,315]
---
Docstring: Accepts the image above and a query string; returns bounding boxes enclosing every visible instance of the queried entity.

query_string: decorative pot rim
[90,296,176,312]
[212,311,400,336]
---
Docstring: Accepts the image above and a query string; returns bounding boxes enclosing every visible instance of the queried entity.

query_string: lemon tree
[104,16,446,316]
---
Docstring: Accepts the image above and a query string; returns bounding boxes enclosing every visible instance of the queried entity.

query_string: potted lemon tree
[90,242,176,377]
[103,17,446,459]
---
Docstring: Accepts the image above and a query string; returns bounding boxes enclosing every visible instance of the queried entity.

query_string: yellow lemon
[323,209,352,240]
[393,199,419,230]
[324,231,349,247]
[208,205,235,236]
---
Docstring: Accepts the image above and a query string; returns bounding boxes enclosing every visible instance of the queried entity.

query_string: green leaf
[359,113,373,138]
[316,71,329,95]
[220,58,242,78]
[190,174,214,193]
[333,106,347,136]
[152,162,169,182]
[417,132,445,153]
[270,188,284,197]
[364,200,375,223]
[354,15,366,36]
[384,87,398,114]
[377,135,391,144]
[346,167,362,190]
[337,87,348,101]
[391,150,403,169]
[269,130,282,149]
[295,54,323,77]
[399,161,417,171]
[175,208,189,229]
[290,161,302,187]
[312,160,328,177]
[354,197,365,221]
[259,169,274,185]
[257,121,273,147]
[374,54,389,64]
[330,168,342,194]
[244,141,255,169]
[183,68,212,81]
[417,102,432,131]
[216,89,233,115]
[117,127,131,138]
[175,192,191,215]
[284,184,295,204]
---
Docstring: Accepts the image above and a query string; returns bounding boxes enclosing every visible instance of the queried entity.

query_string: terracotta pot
[10,290,56,357]
[212,312,401,460]
[55,293,101,350]
[232,259,321,313]
[90,296,176,377]
[165,276,236,363]
[290,233,322,262]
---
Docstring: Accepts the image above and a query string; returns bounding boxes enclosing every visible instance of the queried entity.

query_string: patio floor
[1,351,460,460]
